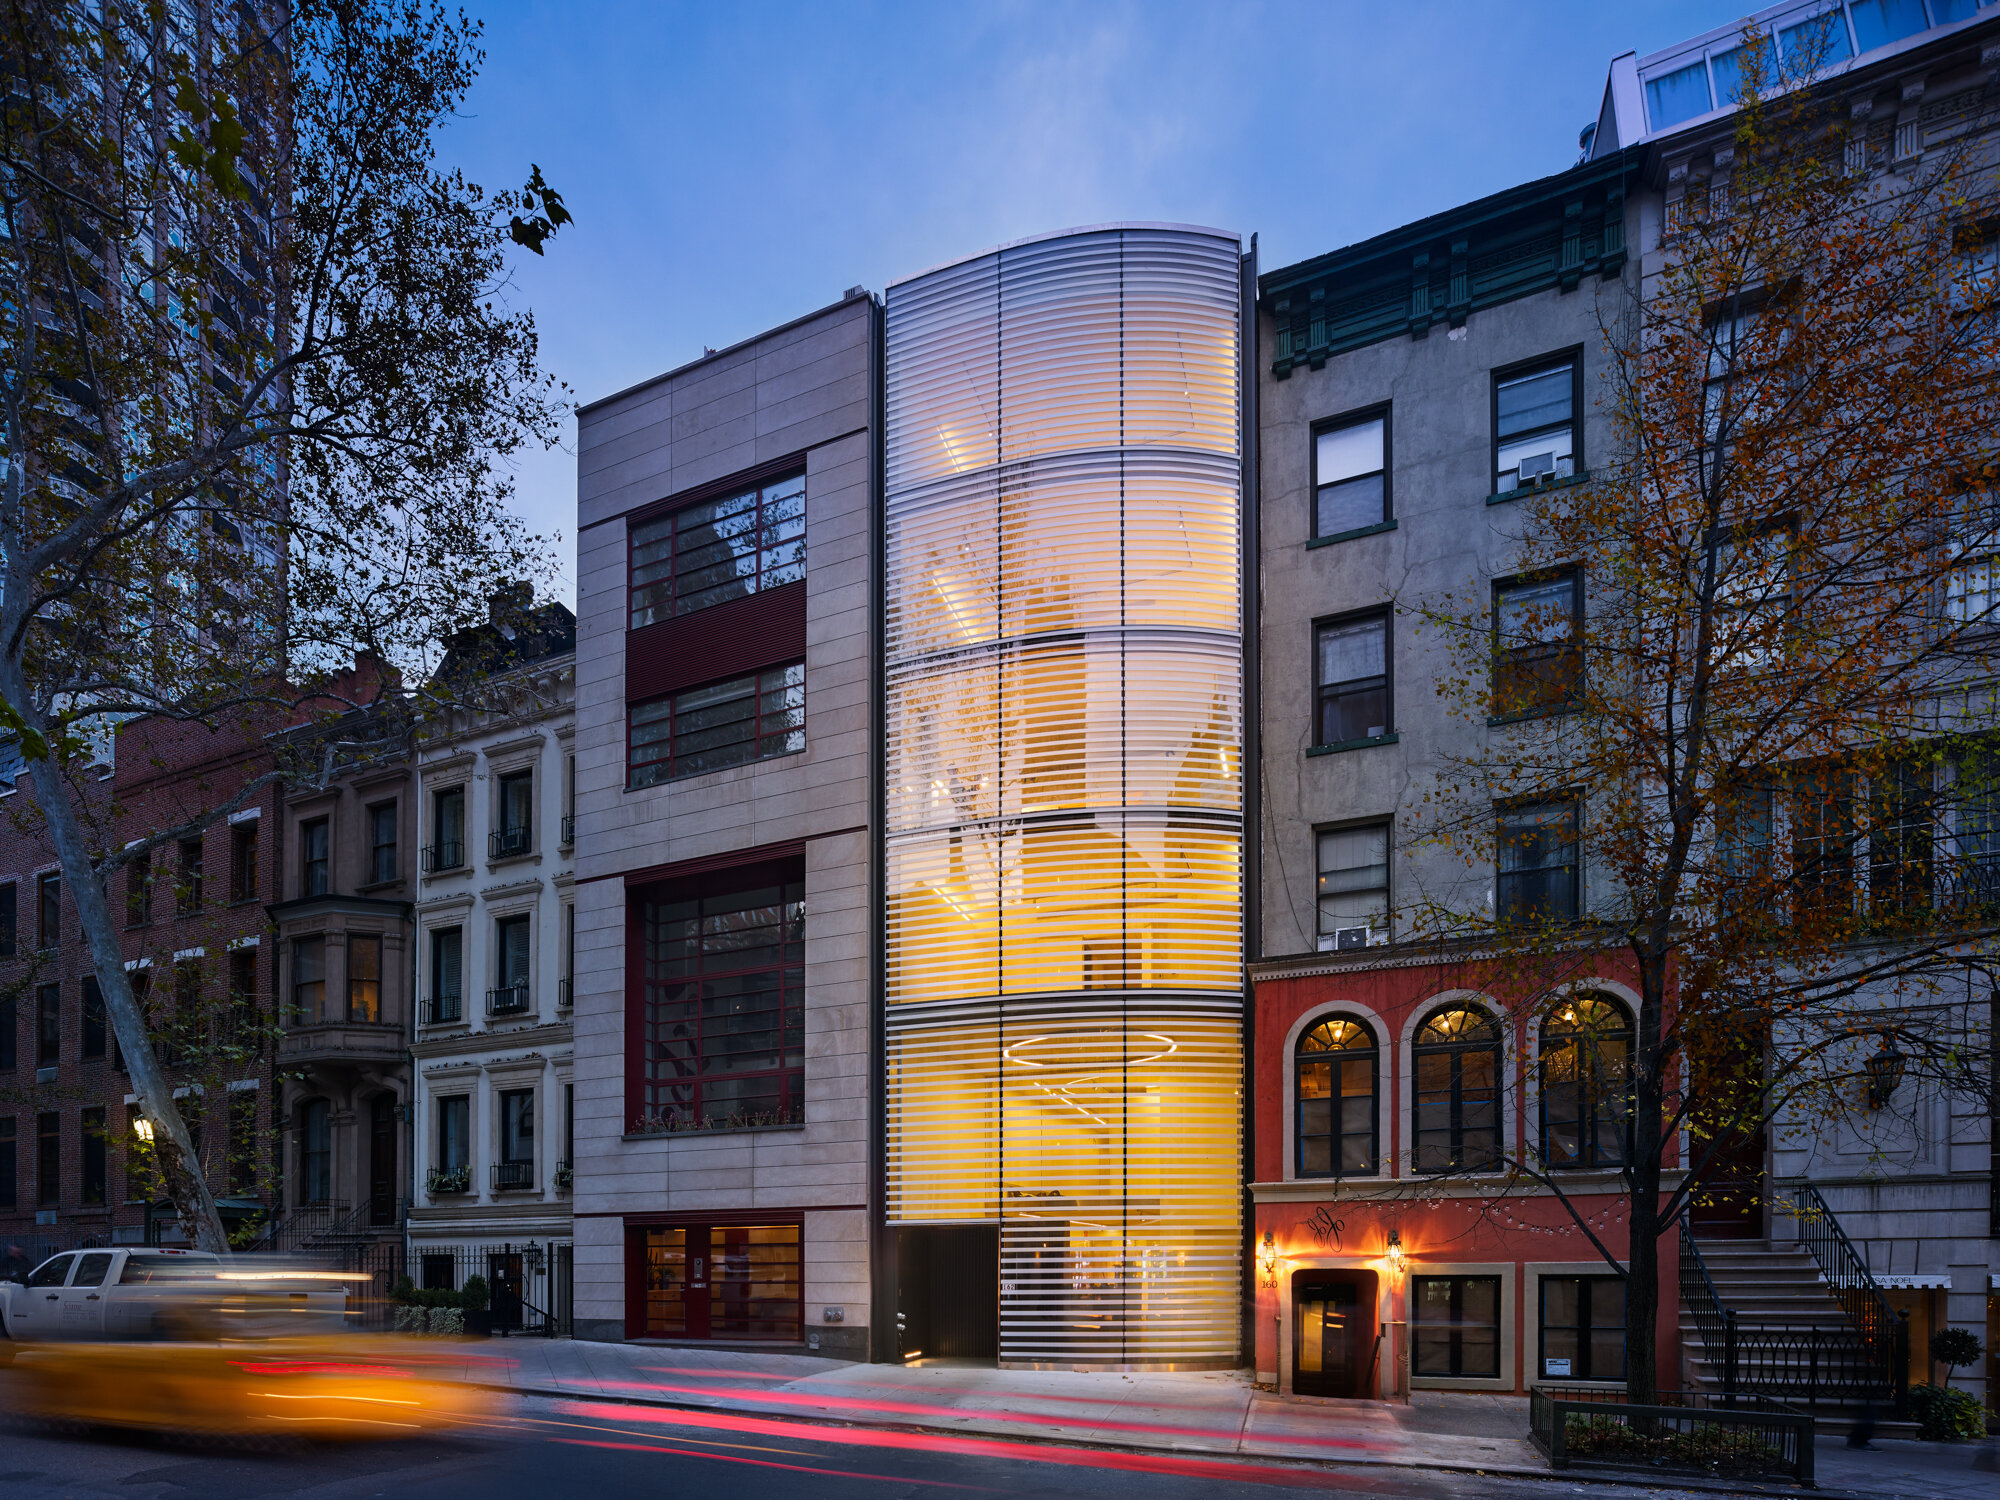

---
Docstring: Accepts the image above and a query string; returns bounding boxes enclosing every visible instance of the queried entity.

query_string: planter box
[1529,1386,1813,1485]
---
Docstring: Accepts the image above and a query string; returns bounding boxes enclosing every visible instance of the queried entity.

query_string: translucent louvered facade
[882,225,1245,1366]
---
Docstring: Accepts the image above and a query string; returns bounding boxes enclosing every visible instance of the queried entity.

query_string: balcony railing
[427,1165,471,1195]
[489,826,532,860]
[422,994,463,1026]
[560,814,575,847]
[492,1161,534,1191]
[421,841,464,874]
[486,984,531,1017]
[558,976,572,1009]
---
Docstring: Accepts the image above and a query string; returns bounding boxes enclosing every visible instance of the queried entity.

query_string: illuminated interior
[882,226,1244,1364]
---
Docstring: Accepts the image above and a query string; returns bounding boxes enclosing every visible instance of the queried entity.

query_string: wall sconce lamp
[1385,1229,1406,1275]
[1258,1231,1278,1288]
[1864,1035,1907,1109]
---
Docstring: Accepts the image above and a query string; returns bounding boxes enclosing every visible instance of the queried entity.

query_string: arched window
[1412,1005,1502,1173]
[1296,1017,1378,1177]
[1540,994,1633,1168]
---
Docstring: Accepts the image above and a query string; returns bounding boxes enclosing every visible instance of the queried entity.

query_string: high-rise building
[880,226,1250,1366]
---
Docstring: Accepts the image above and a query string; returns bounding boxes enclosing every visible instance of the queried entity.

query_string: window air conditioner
[1320,924,1389,952]
[1517,452,1557,486]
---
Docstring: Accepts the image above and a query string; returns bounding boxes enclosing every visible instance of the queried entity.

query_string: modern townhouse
[1587,0,2000,1414]
[408,596,578,1331]
[570,290,876,1354]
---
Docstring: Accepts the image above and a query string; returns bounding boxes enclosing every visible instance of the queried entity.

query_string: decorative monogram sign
[1304,1206,1345,1249]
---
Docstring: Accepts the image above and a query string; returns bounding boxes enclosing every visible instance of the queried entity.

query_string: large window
[436,1095,469,1173]
[38,1110,60,1206]
[348,935,382,1023]
[293,936,326,1023]
[1493,355,1578,493]
[81,978,105,1059]
[177,837,203,914]
[1869,753,1935,918]
[427,786,465,872]
[1317,824,1388,946]
[497,1089,534,1189]
[36,873,58,950]
[639,1222,803,1341]
[629,663,806,787]
[81,1106,106,1206]
[0,880,13,956]
[0,995,11,1071]
[1413,1274,1501,1379]
[1296,1017,1378,1177]
[493,771,533,858]
[35,983,59,1067]
[1944,498,2000,630]
[299,818,329,897]
[428,926,463,1023]
[1312,411,1388,539]
[629,471,805,627]
[1541,995,1632,1169]
[491,915,531,1014]
[126,851,153,926]
[639,879,805,1130]
[368,803,398,884]
[1413,1006,1502,1173]
[1791,764,1856,922]
[0,1117,13,1207]
[299,1099,331,1205]
[1540,1275,1626,1382]
[1315,613,1390,747]
[1497,800,1579,925]
[1493,571,1582,718]
[229,822,258,902]
[228,1091,257,1194]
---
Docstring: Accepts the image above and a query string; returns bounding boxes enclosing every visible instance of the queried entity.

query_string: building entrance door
[1293,1270,1377,1397]
[368,1095,396,1225]
[636,1222,802,1342]
[487,1250,524,1332]
[896,1226,998,1361]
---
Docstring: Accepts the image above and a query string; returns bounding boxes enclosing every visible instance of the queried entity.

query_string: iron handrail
[1776,1178,1907,1410]
[1677,1218,1739,1401]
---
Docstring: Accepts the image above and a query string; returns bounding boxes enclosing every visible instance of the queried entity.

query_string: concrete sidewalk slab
[440,1337,1985,1495]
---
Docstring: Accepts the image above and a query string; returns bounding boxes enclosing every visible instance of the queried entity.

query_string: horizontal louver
[883,226,1244,1366]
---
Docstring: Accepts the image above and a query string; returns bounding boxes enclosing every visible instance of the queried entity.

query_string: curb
[479,1380,1856,1497]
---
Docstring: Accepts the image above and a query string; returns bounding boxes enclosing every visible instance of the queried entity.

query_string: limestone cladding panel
[1257,281,1627,959]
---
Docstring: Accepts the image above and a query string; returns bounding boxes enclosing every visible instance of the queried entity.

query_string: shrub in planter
[393,1305,429,1334]
[460,1275,490,1313]
[430,1307,466,1337]
[1909,1382,1986,1441]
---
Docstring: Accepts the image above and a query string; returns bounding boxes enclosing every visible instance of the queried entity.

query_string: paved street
[0,1393,1793,1500]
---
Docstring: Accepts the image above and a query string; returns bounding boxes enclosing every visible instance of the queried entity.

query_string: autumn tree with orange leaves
[1413,36,2000,1403]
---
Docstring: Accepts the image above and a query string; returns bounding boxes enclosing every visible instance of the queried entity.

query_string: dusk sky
[448,1,1726,600]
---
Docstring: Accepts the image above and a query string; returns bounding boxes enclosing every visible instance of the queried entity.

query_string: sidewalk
[428,1337,1993,1497]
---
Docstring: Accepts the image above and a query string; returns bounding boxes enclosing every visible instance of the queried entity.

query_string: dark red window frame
[628,469,805,628]
[628,662,804,788]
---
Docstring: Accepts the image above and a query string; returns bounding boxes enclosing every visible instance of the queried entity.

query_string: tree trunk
[1625,944,1671,1405]
[23,755,230,1254]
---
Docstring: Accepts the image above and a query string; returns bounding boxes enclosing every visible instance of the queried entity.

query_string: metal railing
[1777,1180,1909,1412]
[408,1240,572,1336]
[422,993,464,1026]
[491,1161,534,1191]
[486,984,531,1016]
[427,1165,472,1196]
[421,841,464,873]
[1530,1385,1812,1484]
[489,826,531,859]
[1680,1213,1902,1410]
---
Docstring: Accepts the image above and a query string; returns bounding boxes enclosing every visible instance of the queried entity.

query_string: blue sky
[448,0,1725,598]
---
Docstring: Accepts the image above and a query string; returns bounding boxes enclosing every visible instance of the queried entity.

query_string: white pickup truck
[0,1247,347,1341]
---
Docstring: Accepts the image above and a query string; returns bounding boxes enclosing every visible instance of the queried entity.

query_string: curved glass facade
[882,226,1244,1365]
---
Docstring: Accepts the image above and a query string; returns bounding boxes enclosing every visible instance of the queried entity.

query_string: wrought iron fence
[491,1161,534,1191]
[421,841,465,873]
[422,993,464,1025]
[489,826,532,859]
[410,1239,572,1336]
[1530,1385,1813,1483]
[487,984,531,1016]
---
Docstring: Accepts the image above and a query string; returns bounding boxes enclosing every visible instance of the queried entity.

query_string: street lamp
[1863,1035,1906,1109]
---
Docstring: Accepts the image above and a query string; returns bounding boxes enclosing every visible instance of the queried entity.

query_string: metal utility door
[1293,1270,1377,1398]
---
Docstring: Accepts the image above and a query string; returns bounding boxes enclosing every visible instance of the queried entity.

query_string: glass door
[1293,1271,1376,1397]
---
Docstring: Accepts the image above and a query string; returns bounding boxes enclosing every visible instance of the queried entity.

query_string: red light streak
[585,1382,1384,1453]
[558,1402,1392,1489]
